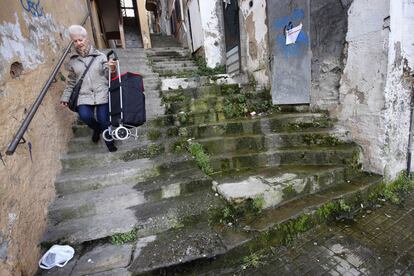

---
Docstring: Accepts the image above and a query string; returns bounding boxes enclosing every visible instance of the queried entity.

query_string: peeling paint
[199,0,224,68]
[0,12,65,83]
[240,0,269,86]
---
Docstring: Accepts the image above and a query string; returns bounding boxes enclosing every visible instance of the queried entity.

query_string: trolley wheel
[102,129,114,142]
[114,126,130,140]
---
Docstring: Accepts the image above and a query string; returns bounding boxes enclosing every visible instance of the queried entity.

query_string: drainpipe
[407,86,414,176]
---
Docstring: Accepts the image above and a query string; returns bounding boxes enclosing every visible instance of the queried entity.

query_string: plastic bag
[39,245,75,270]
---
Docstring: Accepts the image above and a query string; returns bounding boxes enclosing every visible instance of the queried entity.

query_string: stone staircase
[40,46,382,275]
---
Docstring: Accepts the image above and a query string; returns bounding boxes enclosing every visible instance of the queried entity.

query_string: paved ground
[239,193,414,276]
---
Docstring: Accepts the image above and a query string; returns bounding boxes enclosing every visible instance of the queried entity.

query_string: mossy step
[43,190,224,244]
[163,94,271,116]
[208,145,360,173]
[212,165,347,210]
[152,60,197,67]
[49,169,210,224]
[63,134,191,168]
[198,129,350,155]
[163,112,332,139]
[128,174,382,274]
[145,50,190,58]
[71,112,330,139]
[56,155,196,195]
[160,84,242,99]
[61,141,167,171]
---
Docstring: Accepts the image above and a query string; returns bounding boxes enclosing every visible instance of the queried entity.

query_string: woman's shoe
[107,143,117,152]
[92,129,100,143]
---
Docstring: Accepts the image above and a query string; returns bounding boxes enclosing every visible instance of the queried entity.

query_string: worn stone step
[71,113,331,143]
[61,140,168,171]
[55,155,195,195]
[208,145,360,173]
[213,165,347,209]
[146,48,191,56]
[153,64,198,71]
[128,174,382,274]
[43,190,224,244]
[61,135,188,170]
[49,168,210,224]
[150,56,193,63]
[165,112,333,139]
[152,60,196,67]
[156,68,199,77]
[163,94,272,115]
[199,129,350,155]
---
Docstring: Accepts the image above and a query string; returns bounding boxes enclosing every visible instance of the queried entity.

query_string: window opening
[121,0,135,17]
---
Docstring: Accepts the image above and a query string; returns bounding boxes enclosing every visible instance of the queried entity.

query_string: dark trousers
[78,104,114,147]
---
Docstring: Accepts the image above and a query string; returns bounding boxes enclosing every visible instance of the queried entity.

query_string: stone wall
[0,1,89,275]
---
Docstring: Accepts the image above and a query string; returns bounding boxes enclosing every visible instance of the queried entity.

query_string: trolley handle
[107,50,118,61]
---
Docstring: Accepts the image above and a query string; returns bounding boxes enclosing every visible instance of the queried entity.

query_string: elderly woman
[61,25,117,152]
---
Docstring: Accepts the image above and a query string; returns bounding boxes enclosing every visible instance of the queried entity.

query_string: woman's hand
[106,59,116,73]
[60,101,68,107]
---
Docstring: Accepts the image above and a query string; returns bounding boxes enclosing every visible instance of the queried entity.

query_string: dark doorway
[120,0,143,48]
[223,0,241,74]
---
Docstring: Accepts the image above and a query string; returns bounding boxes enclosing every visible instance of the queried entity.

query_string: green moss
[166,127,179,137]
[368,172,414,205]
[171,139,188,153]
[242,251,265,269]
[187,142,213,175]
[121,144,164,161]
[282,185,298,200]
[193,56,226,76]
[110,227,138,245]
[147,129,162,140]
[209,198,263,225]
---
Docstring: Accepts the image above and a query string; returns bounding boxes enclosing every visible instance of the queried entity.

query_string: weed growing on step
[147,129,162,140]
[368,172,414,204]
[209,197,263,225]
[282,185,298,200]
[242,250,266,269]
[222,87,278,119]
[187,141,213,175]
[171,139,188,153]
[193,56,226,76]
[110,228,138,245]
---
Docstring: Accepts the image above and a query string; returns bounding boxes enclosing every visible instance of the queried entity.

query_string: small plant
[339,199,351,212]
[110,228,138,245]
[282,185,298,200]
[171,139,188,153]
[147,129,162,140]
[187,142,213,175]
[242,252,264,269]
[193,56,226,76]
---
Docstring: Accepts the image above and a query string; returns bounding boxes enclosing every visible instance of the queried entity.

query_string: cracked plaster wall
[310,0,349,110]
[239,0,270,87]
[381,0,414,177]
[199,0,226,68]
[335,0,390,175]
[334,0,414,178]
[0,1,89,275]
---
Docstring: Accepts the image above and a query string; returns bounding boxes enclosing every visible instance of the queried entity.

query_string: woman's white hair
[68,25,88,38]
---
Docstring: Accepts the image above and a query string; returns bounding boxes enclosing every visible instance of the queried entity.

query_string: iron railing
[6,13,90,155]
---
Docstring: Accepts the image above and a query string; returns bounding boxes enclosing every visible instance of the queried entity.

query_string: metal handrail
[6,13,90,155]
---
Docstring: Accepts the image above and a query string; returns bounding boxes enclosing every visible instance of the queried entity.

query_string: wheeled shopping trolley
[103,50,146,142]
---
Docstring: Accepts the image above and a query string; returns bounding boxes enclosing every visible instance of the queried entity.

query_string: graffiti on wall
[20,0,44,17]
[274,8,308,59]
